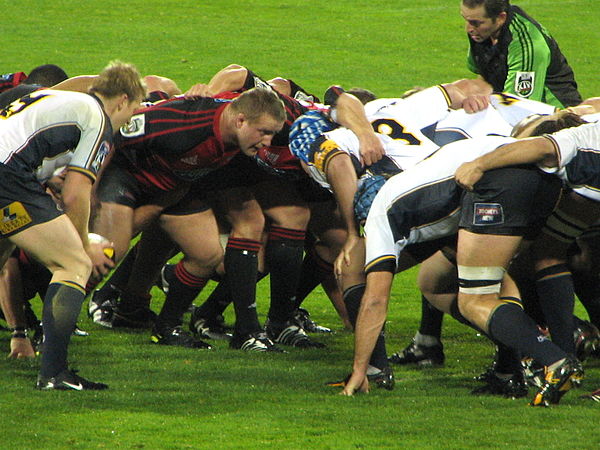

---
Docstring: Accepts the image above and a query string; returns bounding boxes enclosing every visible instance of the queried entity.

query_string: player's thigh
[418,249,457,296]
[256,179,311,230]
[216,187,265,239]
[9,215,91,279]
[159,209,223,268]
[457,229,522,267]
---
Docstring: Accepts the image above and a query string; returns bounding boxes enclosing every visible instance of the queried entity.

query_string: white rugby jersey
[305,86,452,189]
[305,90,555,191]
[363,135,516,272]
[541,121,600,201]
[0,89,113,183]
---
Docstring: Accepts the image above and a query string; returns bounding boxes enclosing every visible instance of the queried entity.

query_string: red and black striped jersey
[113,96,238,191]
[0,72,27,94]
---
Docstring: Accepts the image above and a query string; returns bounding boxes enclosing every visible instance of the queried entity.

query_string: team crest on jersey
[515,72,535,97]
[473,203,504,225]
[120,114,146,137]
[252,76,271,90]
[91,141,111,174]
[0,202,32,235]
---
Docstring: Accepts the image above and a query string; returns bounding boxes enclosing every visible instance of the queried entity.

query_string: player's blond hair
[230,87,286,123]
[89,60,146,103]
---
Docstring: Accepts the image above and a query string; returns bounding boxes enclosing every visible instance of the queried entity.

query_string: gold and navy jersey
[0,89,113,183]
[364,135,516,273]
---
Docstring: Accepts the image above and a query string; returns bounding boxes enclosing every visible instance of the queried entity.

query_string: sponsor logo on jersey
[91,141,111,174]
[515,72,535,97]
[0,201,32,235]
[120,114,146,137]
[473,202,504,225]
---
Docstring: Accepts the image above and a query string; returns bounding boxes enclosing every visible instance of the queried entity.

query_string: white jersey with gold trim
[0,89,113,183]
[364,135,516,272]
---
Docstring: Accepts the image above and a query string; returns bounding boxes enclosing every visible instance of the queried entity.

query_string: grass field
[1,1,600,448]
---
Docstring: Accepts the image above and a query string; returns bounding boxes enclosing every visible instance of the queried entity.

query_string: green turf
[1,0,600,448]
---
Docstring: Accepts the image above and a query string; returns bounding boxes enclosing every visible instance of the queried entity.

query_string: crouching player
[455,113,600,406]
[0,61,145,390]
[340,111,587,406]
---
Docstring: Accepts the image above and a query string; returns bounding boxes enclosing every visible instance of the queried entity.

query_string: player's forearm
[326,154,360,236]
[51,75,97,93]
[61,176,93,249]
[475,137,556,171]
[207,64,248,95]
[334,93,374,139]
[0,260,27,329]
[352,293,389,374]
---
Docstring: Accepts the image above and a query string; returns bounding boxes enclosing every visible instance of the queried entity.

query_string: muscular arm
[51,75,98,93]
[325,153,362,274]
[342,271,393,395]
[455,136,558,190]
[61,171,114,278]
[334,93,384,166]
[442,79,492,113]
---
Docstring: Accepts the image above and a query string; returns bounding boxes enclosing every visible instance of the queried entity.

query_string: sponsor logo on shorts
[473,202,504,225]
[0,201,32,235]
[515,72,535,97]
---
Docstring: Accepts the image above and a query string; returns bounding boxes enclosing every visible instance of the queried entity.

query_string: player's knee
[456,265,504,316]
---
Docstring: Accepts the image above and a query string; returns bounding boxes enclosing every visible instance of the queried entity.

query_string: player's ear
[117,94,130,111]
[235,112,246,128]
[496,11,507,27]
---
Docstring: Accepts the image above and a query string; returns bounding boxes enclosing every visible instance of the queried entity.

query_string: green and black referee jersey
[467,4,582,108]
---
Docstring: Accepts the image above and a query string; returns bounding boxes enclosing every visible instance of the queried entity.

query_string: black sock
[225,237,262,336]
[487,303,566,366]
[40,282,86,378]
[266,226,306,323]
[196,271,268,320]
[535,264,576,354]
[418,295,444,339]
[156,261,207,329]
[572,270,600,328]
[118,290,152,312]
[343,284,389,370]
[293,247,333,310]
[492,297,524,373]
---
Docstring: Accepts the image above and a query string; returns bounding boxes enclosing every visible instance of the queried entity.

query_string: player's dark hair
[25,64,68,87]
[347,88,378,105]
[89,60,146,103]
[230,87,286,123]
[462,0,509,19]
[529,111,586,137]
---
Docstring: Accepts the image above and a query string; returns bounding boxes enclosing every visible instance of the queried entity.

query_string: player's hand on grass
[341,372,369,396]
[8,336,35,359]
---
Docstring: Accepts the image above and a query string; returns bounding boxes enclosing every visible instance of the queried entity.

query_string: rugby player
[337,112,587,406]
[0,61,145,390]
